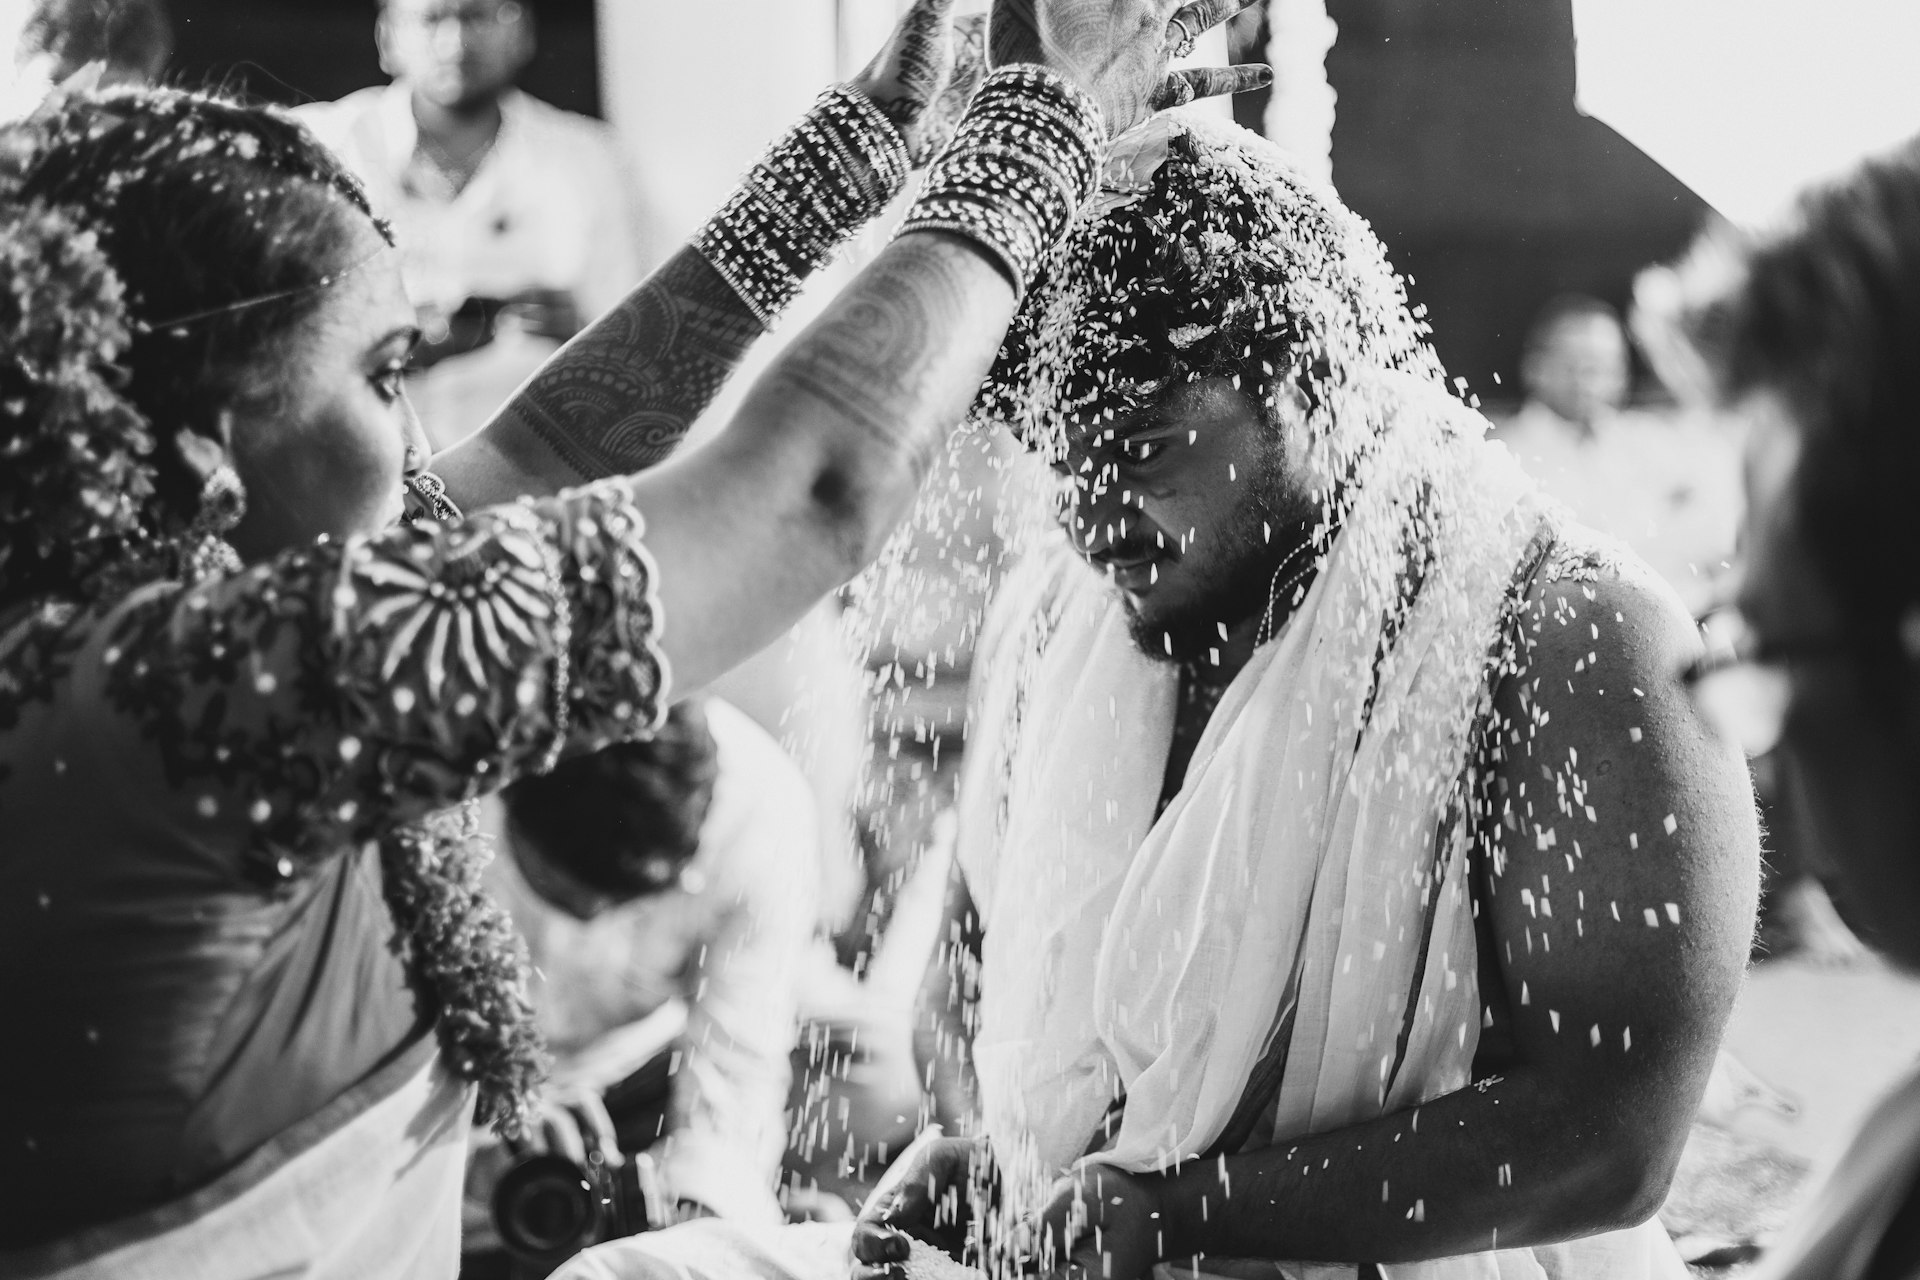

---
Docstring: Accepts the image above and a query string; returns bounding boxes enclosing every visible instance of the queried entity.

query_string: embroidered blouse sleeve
[92,480,668,878]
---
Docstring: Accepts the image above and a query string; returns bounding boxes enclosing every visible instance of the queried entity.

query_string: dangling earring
[185,463,247,580]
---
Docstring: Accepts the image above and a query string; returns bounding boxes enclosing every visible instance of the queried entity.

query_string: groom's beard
[1124,458,1297,666]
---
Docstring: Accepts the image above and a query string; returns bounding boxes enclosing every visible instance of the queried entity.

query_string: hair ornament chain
[137,244,391,333]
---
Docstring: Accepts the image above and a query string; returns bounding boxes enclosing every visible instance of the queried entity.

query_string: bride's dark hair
[0,87,545,1137]
[1,86,391,608]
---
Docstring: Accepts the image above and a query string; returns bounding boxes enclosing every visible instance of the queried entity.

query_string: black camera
[492,1146,652,1267]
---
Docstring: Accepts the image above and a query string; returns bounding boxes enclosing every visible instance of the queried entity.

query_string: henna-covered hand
[852,0,989,167]
[990,0,1270,136]
[433,0,995,509]
[433,248,764,503]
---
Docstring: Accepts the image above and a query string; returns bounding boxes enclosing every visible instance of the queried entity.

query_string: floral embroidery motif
[87,482,666,886]
[354,519,557,705]
[0,482,667,1134]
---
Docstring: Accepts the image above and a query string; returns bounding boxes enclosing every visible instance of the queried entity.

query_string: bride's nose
[399,396,431,477]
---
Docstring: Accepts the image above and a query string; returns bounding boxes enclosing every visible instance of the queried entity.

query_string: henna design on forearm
[765,235,989,489]
[493,249,764,481]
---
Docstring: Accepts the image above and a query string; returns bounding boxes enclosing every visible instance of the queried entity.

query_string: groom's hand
[1033,1164,1168,1280]
[989,0,1271,137]
[850,1135,985,1279]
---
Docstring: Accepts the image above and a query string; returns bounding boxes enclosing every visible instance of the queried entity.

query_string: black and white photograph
[2,2,1917,1278]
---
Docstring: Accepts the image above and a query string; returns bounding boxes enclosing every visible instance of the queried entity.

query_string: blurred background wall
[164,0,600,114]
[157,0,1711,405]
[1316,0,1710,403]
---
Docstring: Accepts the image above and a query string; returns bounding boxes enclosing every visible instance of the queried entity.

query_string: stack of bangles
[695,66,1105,325]
[898,66,1105,297]
[695,84,911,328]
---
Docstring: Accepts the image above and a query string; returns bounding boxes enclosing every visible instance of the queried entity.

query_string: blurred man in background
[298,0,655,450]
[1497,293,1741,616]
[1680,134,1920,1280]
[1497,291,1864,967]
[464,699,817,1276]
[1510,294,1633,437]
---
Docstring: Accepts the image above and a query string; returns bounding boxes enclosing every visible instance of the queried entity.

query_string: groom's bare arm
[1145,568,1759,1263]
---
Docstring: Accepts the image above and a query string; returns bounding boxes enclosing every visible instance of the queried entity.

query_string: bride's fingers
[1170,0,1262,39]
[910,0,962,26]
[1150,63,1271,110]
[950,11,989,86]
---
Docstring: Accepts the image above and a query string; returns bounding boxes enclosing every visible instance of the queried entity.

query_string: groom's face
[1054,376,1316,661]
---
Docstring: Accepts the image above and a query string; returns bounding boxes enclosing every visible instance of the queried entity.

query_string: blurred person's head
[0,87,431,610]
[377,0,532,116]
[1520,294,1631,431]
[501,700,721,921]
[16,0,173,87]
[1679,136,1920,967]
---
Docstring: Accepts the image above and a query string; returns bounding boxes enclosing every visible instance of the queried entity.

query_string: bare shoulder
[1495,535,1743,847]
[1480,531,1757,1033]
[1517,535,1701,694]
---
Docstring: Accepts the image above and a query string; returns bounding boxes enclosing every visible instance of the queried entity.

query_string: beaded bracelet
[896,66,1105,297]
[695,84,910,329]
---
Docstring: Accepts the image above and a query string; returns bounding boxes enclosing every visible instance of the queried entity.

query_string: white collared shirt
[297,85,662,446]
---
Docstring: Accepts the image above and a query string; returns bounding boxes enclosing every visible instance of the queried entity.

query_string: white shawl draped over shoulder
[955,386,1684,1280]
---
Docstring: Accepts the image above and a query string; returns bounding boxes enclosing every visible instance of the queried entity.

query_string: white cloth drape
[5,1046,471,1280]
[957,383,1686,1280]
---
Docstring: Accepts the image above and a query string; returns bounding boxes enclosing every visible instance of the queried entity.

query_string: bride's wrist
[695,85,910,329]
[895,65,1105,299]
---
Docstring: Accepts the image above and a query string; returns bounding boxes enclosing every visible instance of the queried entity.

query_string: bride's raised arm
[628,0,1269,695]
[434,0,983,510]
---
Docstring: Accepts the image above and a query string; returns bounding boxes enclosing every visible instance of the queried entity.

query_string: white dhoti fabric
[559,397,1686,1280]
[955,416,1684,1280]
[1,1041,473,1280]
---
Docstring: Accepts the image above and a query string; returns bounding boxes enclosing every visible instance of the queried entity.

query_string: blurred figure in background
[1498,291,1864,964]
[465,699,817,1275]
[6,0,170,111]
[1497,293,1740,615]
[1510,293,1633,437]
[1679,134,1920,1280]
[298,0,656,450]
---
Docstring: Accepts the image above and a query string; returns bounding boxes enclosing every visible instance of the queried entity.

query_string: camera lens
[493,1153,599,1262]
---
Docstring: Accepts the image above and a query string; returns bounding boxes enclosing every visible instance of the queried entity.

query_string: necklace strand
[1255,532,1324,648]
